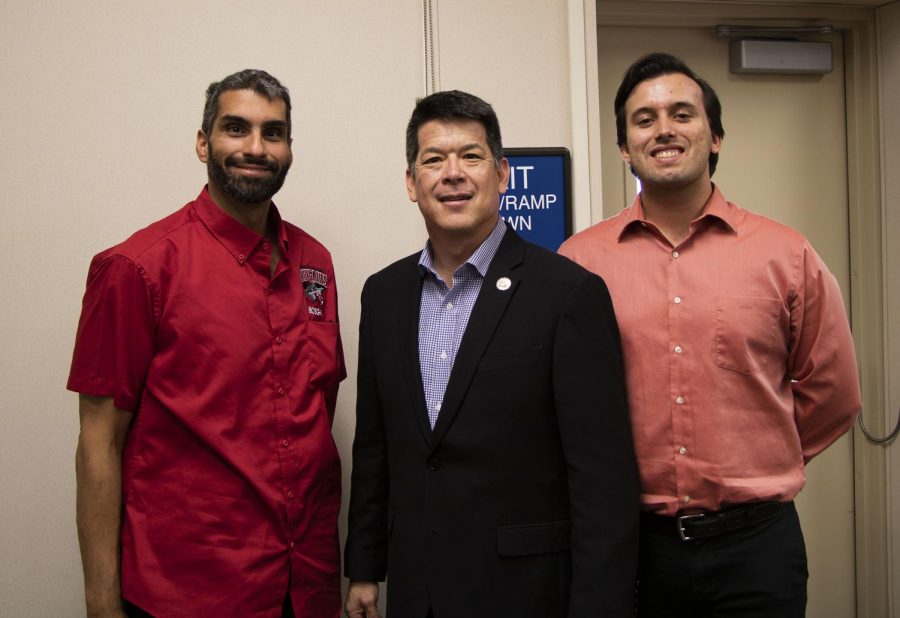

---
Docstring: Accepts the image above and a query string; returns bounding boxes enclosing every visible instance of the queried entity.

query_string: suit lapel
[429,228,525,449]
[396,256,433,445]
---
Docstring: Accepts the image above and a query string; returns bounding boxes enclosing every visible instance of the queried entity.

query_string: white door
[597,24,856,618]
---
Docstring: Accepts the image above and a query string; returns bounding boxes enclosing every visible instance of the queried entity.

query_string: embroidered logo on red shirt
[300,267,328,319]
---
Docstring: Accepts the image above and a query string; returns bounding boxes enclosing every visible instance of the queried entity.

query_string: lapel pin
[496,277,511,291]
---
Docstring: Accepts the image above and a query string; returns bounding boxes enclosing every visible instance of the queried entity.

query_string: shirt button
[674,345,683,354]
[275,336,284,345]
[287,490,295,499]
[672,250,680,258]
[436,402,442,412]
[446,302,453,310]
[440,351,448,360]
[238,253,246,262]
[278,387,286,396]
[289,541,295,549]
[675,396,685,405]
[673,296,682,304]
[678,446,687,455]
[682,495,692,504]
[263,242,271,250]
[281,439,289,448]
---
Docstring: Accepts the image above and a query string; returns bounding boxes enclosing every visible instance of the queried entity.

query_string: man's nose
[243,130,266,157]
[442,155,464,181]
[656,116,675,139]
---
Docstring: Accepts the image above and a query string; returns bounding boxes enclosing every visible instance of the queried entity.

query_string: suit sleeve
[344,278,390,581]
[553,270,639,617]
[788,240,861,463]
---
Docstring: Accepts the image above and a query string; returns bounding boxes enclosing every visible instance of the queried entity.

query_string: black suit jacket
[345,228,638,617]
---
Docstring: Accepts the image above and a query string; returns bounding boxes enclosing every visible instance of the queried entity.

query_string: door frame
[567,1,888,616]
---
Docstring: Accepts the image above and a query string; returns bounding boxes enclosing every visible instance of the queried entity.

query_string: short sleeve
[67,253,157,412]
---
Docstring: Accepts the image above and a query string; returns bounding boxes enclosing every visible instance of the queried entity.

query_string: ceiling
[641,0,892,6]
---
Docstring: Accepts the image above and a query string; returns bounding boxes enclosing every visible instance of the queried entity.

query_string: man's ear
[405,168,418,203]
[196,130,209,163]
[497,157,510,194]
[618,142,631,165]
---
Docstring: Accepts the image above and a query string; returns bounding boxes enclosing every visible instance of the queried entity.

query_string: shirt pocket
[305,320,343,388]
[715,296,782,374]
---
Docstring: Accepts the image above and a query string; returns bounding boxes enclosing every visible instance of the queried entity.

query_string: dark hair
[614,53,724,176]
[405,90,504,173]
[201,69,292,138]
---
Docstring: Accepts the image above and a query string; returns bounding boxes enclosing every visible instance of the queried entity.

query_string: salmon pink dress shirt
[559,186,860,516]
[68,188,345,617]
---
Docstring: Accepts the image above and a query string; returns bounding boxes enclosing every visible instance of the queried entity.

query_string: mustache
[224,154,278,173]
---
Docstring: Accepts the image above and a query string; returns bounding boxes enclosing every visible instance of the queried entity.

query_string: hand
[345,581,381,618]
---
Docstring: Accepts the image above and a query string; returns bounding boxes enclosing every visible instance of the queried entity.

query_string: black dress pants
[123,591,295,617]
[636,501,808,617]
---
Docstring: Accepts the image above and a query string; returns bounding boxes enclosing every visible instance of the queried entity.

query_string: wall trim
[423,0,440,95]
[567,0,600,233]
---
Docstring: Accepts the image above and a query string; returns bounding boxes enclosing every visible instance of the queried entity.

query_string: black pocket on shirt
[477,346,543,374]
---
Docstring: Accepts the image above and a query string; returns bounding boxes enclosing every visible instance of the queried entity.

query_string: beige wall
[0,0,572,613]
[435,1,572,152]
[877,2,900,613]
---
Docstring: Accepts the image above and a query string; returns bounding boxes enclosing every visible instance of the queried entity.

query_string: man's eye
[423,157,442,166]
[226,125,245,134]
[264,128,285,139]
[636,118,653,127]
[463,153,483,160]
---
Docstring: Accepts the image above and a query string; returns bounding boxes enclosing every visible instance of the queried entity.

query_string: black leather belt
[641,501,784,541]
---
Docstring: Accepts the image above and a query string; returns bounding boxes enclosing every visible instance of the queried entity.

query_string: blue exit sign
[500,148,572,252]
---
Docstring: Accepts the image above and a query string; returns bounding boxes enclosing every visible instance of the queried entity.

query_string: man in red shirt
[69,69,345,617]
[560,53,861,616]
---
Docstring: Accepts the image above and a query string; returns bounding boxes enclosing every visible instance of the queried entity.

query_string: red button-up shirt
[559,186,860,516]
[68,188,345,617]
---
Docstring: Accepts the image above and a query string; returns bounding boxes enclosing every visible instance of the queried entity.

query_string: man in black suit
[343,90,639,618]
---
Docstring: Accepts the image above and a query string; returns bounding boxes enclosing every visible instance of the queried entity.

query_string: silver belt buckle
[677,513,705,541]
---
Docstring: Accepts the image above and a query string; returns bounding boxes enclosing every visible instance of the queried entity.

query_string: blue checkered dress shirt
[418,218,506,429]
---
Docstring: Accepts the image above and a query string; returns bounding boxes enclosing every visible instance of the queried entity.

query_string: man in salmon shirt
[560,53,861,617]
[69,69,345,617]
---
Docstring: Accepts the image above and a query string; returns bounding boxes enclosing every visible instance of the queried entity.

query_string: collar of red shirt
[617,183,738,242]
[192,186,290,263]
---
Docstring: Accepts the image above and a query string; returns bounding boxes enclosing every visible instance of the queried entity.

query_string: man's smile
[437,191,474,206]
[650,146,684,160]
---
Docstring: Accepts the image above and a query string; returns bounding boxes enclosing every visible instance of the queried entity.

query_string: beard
[207,147,290,204]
